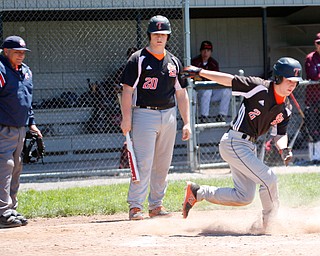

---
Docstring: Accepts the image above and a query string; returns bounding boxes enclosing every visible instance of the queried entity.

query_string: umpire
[0,36,42,228]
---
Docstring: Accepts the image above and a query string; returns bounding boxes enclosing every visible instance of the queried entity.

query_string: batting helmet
[147,15,171,35]
[273,57,303,84]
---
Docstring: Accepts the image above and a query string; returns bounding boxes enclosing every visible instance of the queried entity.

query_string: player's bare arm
[176,89,191,141]
[120,84,134,135]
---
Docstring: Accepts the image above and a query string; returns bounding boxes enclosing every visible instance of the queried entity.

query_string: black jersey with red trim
[120,48,186,107]
[231,75,292,139]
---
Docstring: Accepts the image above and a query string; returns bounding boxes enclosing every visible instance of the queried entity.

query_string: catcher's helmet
[147,15,171,34]
[273,57,303,83]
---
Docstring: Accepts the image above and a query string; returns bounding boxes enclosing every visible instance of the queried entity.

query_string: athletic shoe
[183,181,200,218]
[129,207,144,220]
[11,210,28,226]
[149,206,172,218]
[0,211,22,229]
[216,114,226,122]
[200,115,210,123]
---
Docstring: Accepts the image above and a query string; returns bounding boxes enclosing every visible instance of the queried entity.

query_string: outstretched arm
[182,66,234,87]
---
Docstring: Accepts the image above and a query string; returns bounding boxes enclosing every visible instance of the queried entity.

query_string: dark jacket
[0,55,35,127]
[191,55,219,81]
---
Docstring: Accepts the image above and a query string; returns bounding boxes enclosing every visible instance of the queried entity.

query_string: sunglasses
[316,41,320,45]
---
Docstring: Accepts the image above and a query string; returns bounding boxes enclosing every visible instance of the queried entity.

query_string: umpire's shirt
[0,55,35,127]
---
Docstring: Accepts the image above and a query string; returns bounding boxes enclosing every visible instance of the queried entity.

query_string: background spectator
[192,40,231,122]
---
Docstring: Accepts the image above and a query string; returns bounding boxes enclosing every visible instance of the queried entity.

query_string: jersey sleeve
[176,57,188,89]
[232,75,269,97]
[120,53,139,87]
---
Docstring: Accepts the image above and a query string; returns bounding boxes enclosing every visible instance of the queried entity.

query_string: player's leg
[184,131,278,222]
[211,88,232,121]
[0,126,23,228]
[220,132,279,228]
[10,126,25,210]
[199,89,212,122]
[183,133,257,218]
[127,108,160,219]
[148,108,176,217]
[10,127,28,226]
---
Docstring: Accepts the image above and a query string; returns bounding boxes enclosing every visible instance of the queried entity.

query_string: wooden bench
[34,107,93,136]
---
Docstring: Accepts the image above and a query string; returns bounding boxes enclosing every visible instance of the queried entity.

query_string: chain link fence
[1,3,315,179]
[193,80,314,169]
[1,5,186,177]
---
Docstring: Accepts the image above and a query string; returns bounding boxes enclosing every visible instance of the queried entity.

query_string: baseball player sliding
[120,15,191,220]
[182,57,303,233]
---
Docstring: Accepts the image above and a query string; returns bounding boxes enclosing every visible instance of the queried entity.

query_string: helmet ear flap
[275,76,283,84]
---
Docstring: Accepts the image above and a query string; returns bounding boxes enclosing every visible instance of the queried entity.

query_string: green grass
[17,172,320,219]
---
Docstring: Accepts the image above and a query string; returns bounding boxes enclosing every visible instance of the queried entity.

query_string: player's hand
[120,118,131,136]
[181,66,202,79]
[182,123,191,141]
[280,148,293,166]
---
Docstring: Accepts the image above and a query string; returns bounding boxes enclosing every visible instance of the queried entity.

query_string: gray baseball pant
[127,107,177,211]
[196,130,279,222]
[0,125,25,216]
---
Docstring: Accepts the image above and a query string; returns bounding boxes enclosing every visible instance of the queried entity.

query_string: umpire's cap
[273,57,303,82]
[147,15,171,34]
[1,35,30,51]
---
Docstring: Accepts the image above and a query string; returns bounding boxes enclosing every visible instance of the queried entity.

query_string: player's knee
[236,191,255,205]
[239,195,254,205]
[263,171,278,187]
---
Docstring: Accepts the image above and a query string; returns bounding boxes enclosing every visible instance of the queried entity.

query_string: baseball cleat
[149,206,172,218]
[0,211,22,229]
[182,181,200,218]
[129,207,144,221]
[11,210,28,226]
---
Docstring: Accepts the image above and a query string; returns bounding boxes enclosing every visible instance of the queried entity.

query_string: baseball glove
[279,147,293,166]
[22,131,45,164]
[181,66,202,79]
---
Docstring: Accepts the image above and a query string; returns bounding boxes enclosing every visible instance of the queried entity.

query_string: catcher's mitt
[22,131,45,164]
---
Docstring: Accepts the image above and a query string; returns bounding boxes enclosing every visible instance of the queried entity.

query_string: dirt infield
[3,167,319,255]
[2,207,320,256]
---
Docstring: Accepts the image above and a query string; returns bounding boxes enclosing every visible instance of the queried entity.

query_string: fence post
[183,0,196,172]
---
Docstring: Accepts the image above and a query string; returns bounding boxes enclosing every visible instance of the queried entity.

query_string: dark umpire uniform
[0,36,40,228]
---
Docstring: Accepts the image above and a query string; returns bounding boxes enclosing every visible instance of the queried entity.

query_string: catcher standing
[0,36,42,228]
[120,15,191,220]
[182,57,302,232]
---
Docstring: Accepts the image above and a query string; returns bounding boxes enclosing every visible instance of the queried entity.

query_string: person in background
[304,32,320,159]
[120,15,191,220]
[0,35,42,228]
[192,40,232,122]
[305,32,320,107]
